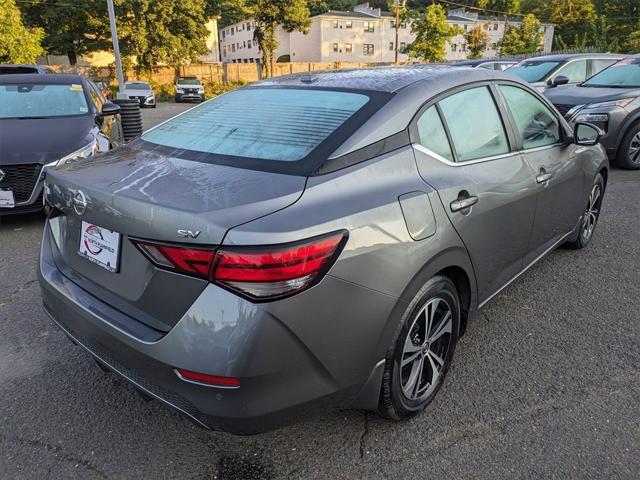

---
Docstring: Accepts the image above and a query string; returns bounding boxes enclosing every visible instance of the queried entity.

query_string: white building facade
[219,3,554,64]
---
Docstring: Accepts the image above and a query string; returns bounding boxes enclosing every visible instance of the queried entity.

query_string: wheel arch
[613,113,640,158]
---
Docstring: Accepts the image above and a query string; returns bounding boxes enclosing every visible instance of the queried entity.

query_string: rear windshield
[508,60,561,82]
[583,58,640,87]
[0,83,88,119]
[142,88,370,162]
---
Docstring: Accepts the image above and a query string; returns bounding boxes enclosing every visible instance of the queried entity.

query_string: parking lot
[1,102,639,479]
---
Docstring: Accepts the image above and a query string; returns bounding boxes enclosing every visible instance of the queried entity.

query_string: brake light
[175,368,240,388]
[131,230,347,301]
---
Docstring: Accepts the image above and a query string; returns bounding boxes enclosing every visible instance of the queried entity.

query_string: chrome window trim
[413,141,564,167]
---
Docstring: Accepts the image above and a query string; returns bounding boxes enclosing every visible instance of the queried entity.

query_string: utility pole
[106,0,127,99]
[393,0,406,64]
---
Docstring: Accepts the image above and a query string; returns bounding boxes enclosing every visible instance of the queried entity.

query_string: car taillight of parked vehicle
[131,231,348,301]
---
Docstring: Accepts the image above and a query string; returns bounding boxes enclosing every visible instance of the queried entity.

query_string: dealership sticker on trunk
[0,190,15,208]
[78,221,121,272]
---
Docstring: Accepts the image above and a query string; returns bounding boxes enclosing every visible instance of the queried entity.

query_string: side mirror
[574,122,601,146]
[100,102,121,117]
[549,75,570,88]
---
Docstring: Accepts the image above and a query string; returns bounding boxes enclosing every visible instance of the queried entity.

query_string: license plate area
[78,221,121,272]
[0,189,15,208]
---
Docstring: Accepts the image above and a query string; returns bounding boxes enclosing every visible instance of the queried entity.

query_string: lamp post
[393,0,407,64]
[106,0,127,99]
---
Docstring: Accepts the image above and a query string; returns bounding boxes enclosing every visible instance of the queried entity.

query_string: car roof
[0,73,83,84]
[453,59,516,66]
[518,53,623,62]
[252,64,518,93]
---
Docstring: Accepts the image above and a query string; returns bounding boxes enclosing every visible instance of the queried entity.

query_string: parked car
[507,53,623,91]
[544,56,640,169]
[174,76,205,102]
[0,64,54,75]
[123,80,156,108]
[452,58,517,71]
[39,66,608,434]
[0,74,123,215]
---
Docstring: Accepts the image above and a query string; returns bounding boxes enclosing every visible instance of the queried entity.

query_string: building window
[222,30,225,39]
[243,41,246,48]
[493,22,499,30]
[389,41,394,51]
[400,42,406,53]
[345,43,352,53]
[400,22,406,29]
[236,26,240,32]
[461,43,467,52]
[464,24,469,31]
[247,40,252,49]
[346,20,352,29]
[451,43,457,52]
[231,44,235,52]
[390,20,396,28]
[492,42,498,49]
[247,23,251,31]
[363,44,374,55]
[333,42,339,52]
[333,20,338,28]
[364,21,375,33]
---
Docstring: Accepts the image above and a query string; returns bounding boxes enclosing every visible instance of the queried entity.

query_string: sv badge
[177,229,201,239]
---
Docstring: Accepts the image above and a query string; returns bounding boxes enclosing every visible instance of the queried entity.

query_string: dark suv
[545,56,640,169]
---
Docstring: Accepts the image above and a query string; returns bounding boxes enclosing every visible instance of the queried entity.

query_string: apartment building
[219,3,554,64]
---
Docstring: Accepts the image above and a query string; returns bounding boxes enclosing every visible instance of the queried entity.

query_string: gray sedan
[39,66,608,434]
[124,81,156,108]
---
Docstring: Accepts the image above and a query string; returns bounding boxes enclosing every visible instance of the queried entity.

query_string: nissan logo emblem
[73,190,88,216]
[0,169,5,183]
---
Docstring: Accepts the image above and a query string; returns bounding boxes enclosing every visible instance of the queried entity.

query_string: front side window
[438,86,509,161]
[553,59,588,83]
[416,106,453,161]
[142,88,370,162]
[508,60,561,82]
[499,85,560,149]
[0,83,89,119]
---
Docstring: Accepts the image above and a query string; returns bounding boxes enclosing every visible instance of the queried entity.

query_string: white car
[124,81,156,108]
[174,76,205,103]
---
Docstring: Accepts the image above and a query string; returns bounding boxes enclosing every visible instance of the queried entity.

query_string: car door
[411,85,539,302]
[496,83,586,265]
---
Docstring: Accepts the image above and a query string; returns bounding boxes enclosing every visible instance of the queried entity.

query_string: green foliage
[534,0,597,49]
[20,0,109,66]
[115,0,210,74]
[498,13,543,56]
[249,0,311,77]
[205,0,250,27]
[407,3,462,62]
[0,0,45,64]
[466,24,490,59]
[308,0,356,16]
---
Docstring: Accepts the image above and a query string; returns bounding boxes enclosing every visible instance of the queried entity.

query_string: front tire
[616,122,640,170]
[379,275,460,420]
[566,173,605,249]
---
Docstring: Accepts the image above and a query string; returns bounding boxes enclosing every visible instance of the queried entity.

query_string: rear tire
[378,275,460,420]
[566,173,604,249]
[616,122,640,170]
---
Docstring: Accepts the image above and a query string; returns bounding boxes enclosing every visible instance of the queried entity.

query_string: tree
[116,0,210,75]
[20,0,110,66]
[205,0,250,27]
[0,0,44,64]
[593,0,640,53]
[249,0,311,77]
[407,3,462,62]
[535,0,597,49]
[466,24,490,59]
[498,13,543,56]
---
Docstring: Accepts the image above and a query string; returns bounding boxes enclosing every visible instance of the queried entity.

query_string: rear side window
[143,88,369,162]
[438,86,509,162]
[499,85,560,149]
[416,106,453,161]
[591,59,617,75]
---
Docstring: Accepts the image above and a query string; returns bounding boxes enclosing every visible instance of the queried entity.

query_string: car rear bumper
[38,221,395,433]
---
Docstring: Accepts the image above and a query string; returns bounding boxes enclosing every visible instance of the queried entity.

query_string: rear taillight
[131,230,347,301]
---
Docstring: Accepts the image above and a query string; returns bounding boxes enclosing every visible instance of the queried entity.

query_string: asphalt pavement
[1,102,639,479]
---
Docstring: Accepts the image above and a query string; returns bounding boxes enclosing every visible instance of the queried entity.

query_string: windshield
[177,78,200,85]
[507,60,561,82]
[142,88,370,162]
[0,83,89,119]
[126,82,150,90]
[583,58,640,87]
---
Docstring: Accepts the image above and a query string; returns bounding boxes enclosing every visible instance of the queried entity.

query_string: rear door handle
[536,172,553,183]
[450,196,479,212]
